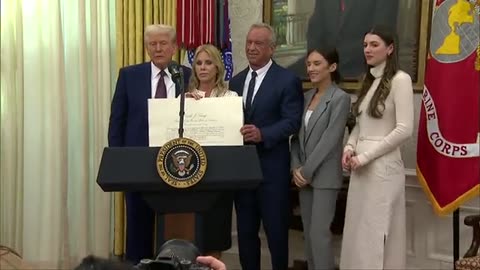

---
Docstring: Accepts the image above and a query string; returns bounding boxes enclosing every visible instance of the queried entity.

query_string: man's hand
[196,256,227,270]
[240,124,262,143]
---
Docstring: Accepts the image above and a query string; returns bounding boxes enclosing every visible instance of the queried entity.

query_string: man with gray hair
[108,24,191,263]
[229,23,303,270]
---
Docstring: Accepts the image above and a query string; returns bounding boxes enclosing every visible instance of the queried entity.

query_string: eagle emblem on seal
[156,137,207,188]
[170,150,195,177]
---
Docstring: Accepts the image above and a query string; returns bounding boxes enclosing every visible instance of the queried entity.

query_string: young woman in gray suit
[290,47,351,270]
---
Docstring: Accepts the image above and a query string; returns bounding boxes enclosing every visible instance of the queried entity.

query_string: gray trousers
[299,187,338,270]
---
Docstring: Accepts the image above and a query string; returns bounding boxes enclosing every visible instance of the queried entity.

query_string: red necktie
[155,70,167,98]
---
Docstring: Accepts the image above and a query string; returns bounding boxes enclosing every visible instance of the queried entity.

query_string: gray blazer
[290,85,351,189]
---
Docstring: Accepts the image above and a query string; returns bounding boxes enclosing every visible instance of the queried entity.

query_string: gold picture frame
[263,0,432,92]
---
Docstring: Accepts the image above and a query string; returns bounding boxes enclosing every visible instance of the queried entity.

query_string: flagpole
[453,209,460,270]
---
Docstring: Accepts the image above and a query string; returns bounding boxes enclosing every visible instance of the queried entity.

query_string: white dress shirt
[304,109,313,127]
[242,59,273,106]
[151,62,176,98]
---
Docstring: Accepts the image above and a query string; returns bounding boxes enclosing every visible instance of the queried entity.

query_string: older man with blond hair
[108,24,191,263]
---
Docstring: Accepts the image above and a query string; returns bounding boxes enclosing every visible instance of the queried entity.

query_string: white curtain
[1,0,116,268]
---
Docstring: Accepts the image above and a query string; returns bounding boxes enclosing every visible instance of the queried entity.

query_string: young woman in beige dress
[185,44,237,259]
[340,26,414,269]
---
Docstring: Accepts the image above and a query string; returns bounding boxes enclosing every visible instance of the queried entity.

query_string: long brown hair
[352,26,398,118]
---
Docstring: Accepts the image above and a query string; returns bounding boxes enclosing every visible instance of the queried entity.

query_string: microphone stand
[178,68,185,138]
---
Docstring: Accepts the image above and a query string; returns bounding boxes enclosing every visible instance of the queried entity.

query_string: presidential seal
[156,137,207,188]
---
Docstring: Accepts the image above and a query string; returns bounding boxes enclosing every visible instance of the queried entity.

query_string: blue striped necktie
[245,71,257,112]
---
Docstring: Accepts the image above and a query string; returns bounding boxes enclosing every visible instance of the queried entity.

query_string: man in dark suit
[108,24,191,263]
[229,23,304,270]
[288,0,399,79]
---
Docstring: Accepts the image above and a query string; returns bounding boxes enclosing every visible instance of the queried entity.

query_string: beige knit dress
[340,62,414,269]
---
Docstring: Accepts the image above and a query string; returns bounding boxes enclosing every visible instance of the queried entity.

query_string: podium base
[164,213,195,242]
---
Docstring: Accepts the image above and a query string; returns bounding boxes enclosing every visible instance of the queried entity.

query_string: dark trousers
[234,183,290,270]
[125,192,155,264]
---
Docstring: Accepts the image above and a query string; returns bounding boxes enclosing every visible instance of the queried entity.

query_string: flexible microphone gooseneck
[168,62,185,138]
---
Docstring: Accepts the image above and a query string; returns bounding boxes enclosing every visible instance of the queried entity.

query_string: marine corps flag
[417,0,480,215]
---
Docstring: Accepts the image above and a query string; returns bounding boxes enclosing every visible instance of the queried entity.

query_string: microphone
[167,61,182,85]
[168,61,186,138]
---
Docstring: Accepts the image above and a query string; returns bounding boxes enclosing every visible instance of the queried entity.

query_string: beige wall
[230,0,263,74]
[402,94,422,170]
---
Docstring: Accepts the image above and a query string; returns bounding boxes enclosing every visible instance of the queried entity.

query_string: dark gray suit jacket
[290,85,351,189]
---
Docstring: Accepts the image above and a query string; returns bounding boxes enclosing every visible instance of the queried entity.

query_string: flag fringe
[416,165,480,216]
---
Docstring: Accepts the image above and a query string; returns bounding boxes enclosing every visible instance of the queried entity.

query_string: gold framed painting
[263,0,432,92]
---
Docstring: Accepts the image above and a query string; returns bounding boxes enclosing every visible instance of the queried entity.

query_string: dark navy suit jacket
[108,62,191,147]
[229,61,303,184]
[107,62,192,262]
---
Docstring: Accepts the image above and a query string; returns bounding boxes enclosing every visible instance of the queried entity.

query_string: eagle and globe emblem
[156,137,207,188]
[429,0,479,64]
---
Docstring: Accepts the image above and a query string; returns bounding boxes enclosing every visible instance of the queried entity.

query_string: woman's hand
[292,167,308,188]
[350,156,362,170]
[342,150,354,170]
[185,92,203,100]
